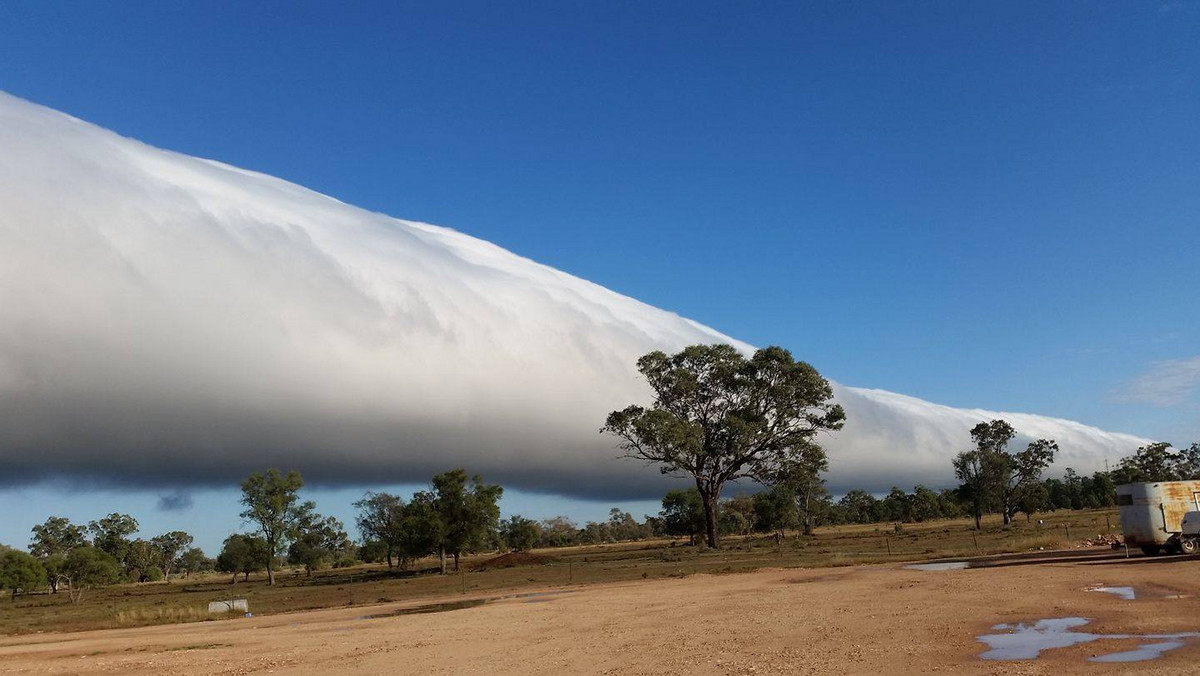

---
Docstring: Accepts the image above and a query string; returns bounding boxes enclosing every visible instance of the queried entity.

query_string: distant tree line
[0,512,211,602]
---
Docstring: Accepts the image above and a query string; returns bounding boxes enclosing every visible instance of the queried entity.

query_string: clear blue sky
[1,1,1197,552]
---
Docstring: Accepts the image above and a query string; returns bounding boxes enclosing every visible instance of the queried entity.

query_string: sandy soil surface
[2,549,1199,675]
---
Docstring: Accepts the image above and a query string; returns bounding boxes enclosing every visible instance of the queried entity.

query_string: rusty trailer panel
[1117,481,1200,550]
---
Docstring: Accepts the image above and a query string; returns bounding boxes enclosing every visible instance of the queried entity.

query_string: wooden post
[1065,523,1071,540]
[885,536,892,556]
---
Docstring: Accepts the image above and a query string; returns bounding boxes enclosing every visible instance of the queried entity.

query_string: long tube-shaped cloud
[0,92,1148,497]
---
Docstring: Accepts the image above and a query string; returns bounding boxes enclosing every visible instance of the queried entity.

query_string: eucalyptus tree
[150,531,194,581]
[354,492,405,568]
[603,344,845,548]
[954,420,1057,528]
[239,469,310,585]
[30,517,88,592]
[429,469,503,573]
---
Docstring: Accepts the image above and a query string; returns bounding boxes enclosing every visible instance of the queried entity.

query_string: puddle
[1088,586,1136,600]
[903,561,969,571]
[978,617,1200,662]
[1093,640,1187,663]
[357,591,573,620]
[1086,585,1189,601]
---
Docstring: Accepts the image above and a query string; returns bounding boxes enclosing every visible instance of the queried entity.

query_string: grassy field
[0,507,1120,635]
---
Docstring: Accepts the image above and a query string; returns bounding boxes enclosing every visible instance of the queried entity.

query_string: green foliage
[216,534,270,582]
[357,539,388,563]
[428,469,503,572]
[660,489,705,545]
[500,516,542,552]
[909,485,943,522]
[604,344,845,549]
[1003,438,1058,522]
[30,517,88,560]
[60,546,122,603]
[537,516,580,547]
[354,492,406,567]
[177,547,212,577]
[239,469,308,585]
[719,495,756,537]
[1112,442,1200,484]
[87,513,139,566]
[0,550,46,598]
[752,485,799,537]
[952,420,1057,528]
[878,487,913,523]
[287,513,350,576]
[150,531,194,581]
[837,490,880,524]
[125,539,160,581]
[142,566,164,582]
[394,492,441,566]
[333,554,360,569]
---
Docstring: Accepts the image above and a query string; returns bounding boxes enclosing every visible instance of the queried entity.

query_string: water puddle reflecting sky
[902,561,970,571]
[1087,586,1136,600]
[978,617,1200,662]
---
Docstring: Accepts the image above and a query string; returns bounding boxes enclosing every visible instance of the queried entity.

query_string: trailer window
[1117,494,1133,506]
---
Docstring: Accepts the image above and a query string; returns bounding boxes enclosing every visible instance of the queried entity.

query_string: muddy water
[357,591,574,620]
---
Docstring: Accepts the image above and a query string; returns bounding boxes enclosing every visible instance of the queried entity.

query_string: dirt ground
[2,549,1199,675]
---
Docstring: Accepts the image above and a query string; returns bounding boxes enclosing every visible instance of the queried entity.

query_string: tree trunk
[231,573,238,584]
[386,551,394,569]
[973,508,982,531]
[439,547,447,575]
[243,571,250,582]
[267,561,275,586]
[1002,510,1012,526]
[453,552,460,572]
[699,484,720,549]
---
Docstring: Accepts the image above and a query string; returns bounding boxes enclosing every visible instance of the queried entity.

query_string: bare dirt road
[2,550,1198,675]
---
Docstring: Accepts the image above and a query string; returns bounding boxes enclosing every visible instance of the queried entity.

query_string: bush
[333,555,360,569]
[143,566,164,582]
[0,550,46,598]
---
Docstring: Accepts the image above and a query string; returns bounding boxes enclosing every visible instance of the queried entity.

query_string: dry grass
[114,605,228,627]
[0,507,1119,635]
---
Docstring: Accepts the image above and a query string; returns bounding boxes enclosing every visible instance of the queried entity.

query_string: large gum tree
[603,344,845,549]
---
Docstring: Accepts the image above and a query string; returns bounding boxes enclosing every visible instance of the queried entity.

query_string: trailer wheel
[1182,539,1199,555]
[1140,545,1162,556]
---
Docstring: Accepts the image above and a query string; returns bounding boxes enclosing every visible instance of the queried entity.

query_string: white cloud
[0,92,1151,497]
[1113,356,1200,407]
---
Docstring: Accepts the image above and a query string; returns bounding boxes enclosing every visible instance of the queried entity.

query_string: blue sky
[1,1,1197,552]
